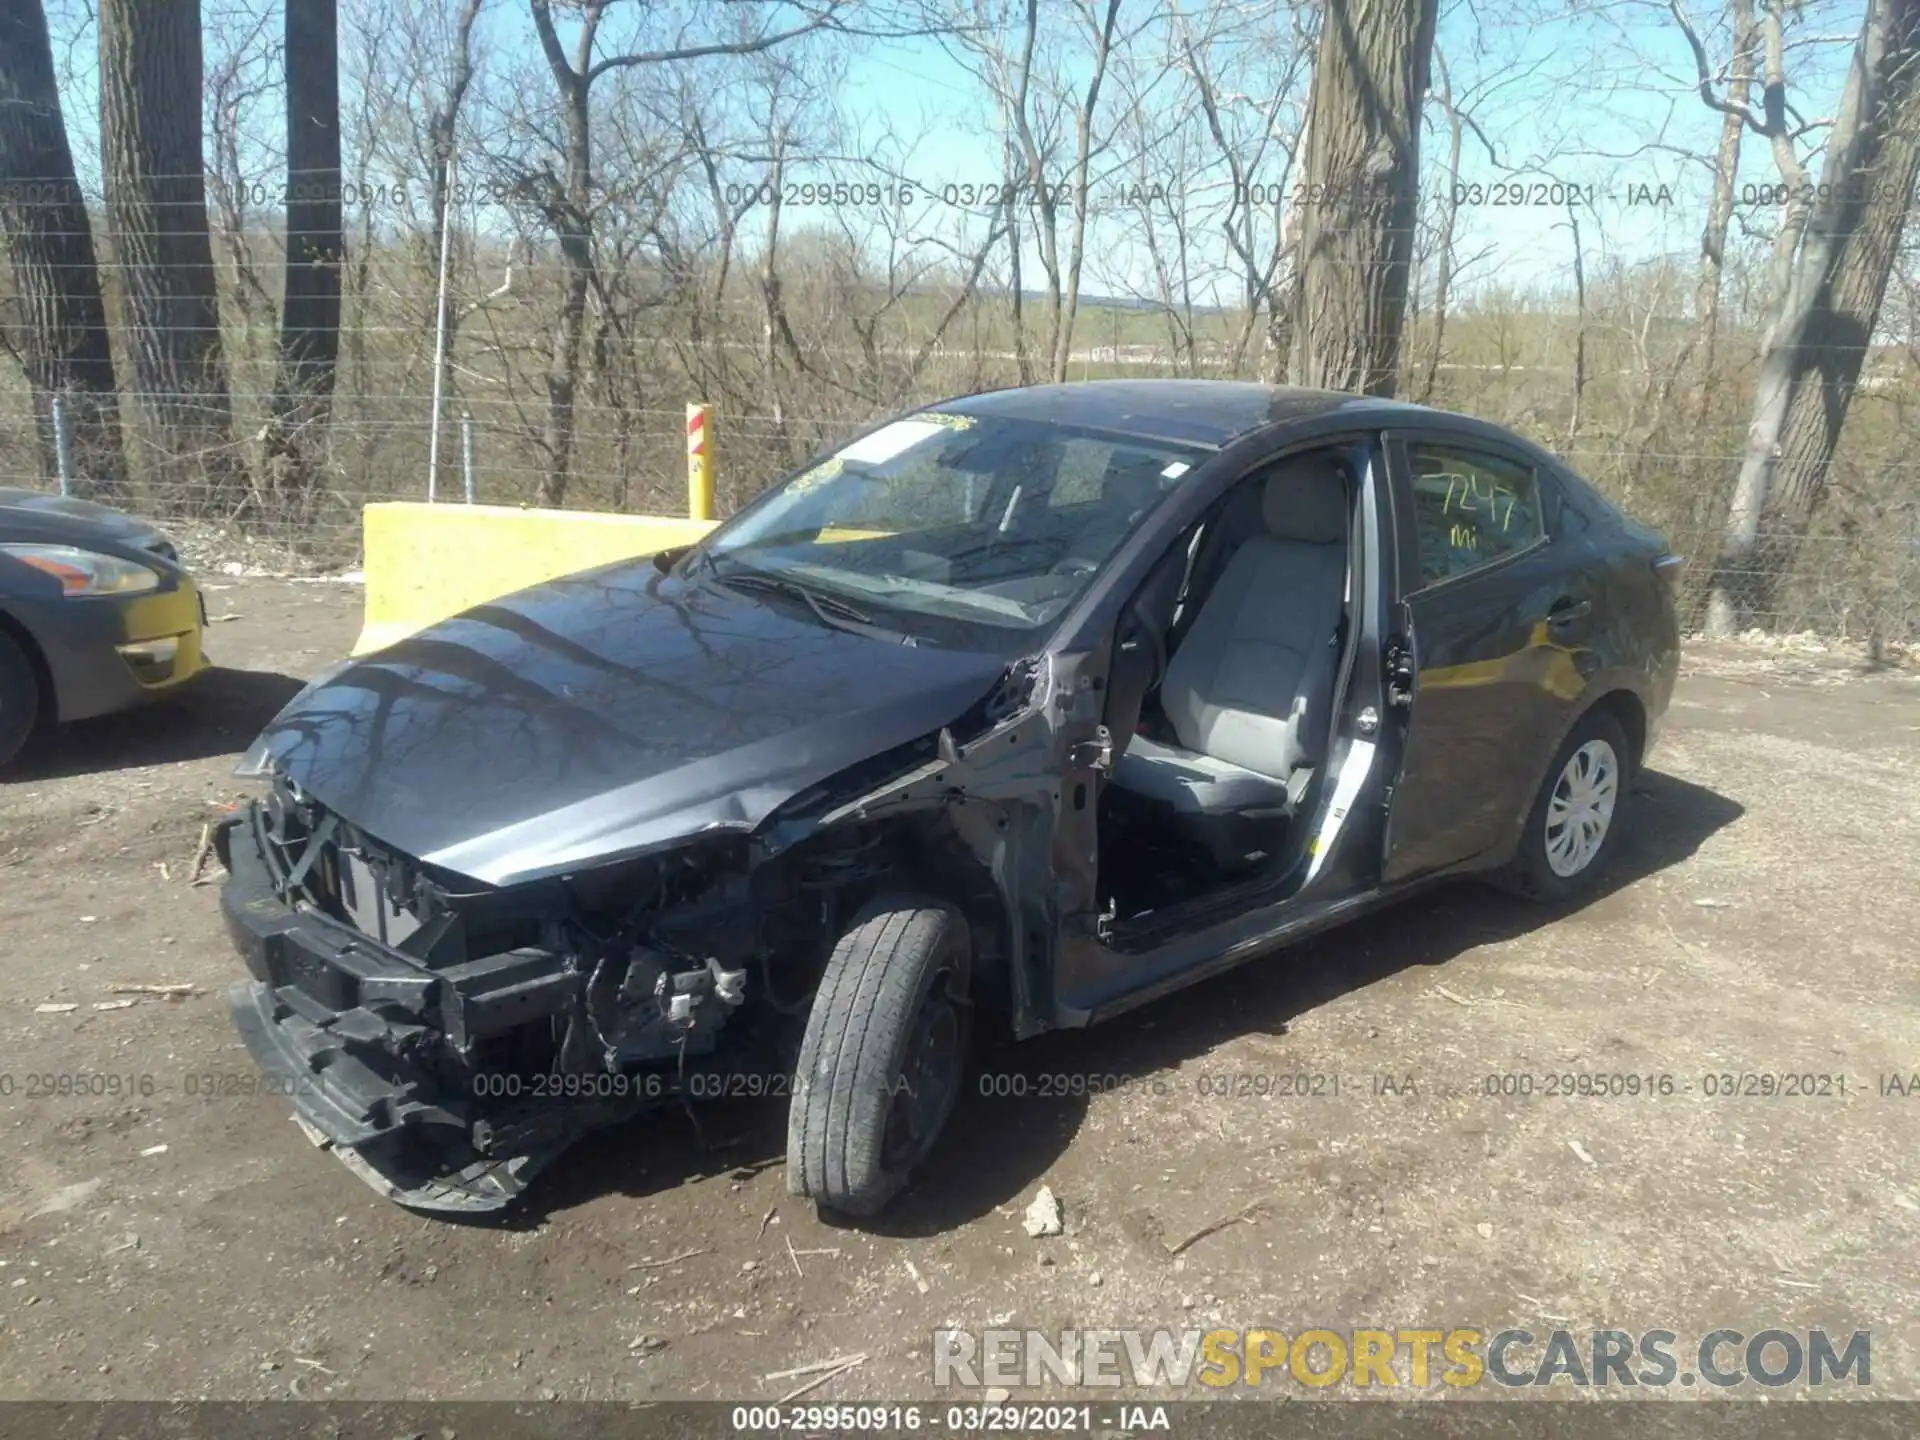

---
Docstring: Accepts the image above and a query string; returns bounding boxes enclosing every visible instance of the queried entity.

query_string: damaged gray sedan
[219,381,1678,1216]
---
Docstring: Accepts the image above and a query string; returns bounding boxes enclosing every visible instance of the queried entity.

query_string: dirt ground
[1,577,1917,1403]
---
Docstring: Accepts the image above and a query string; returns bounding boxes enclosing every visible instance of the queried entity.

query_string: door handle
[1546,597,1592,626]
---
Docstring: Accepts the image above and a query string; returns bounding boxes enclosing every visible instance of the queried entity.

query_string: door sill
[1104,847,1310,953]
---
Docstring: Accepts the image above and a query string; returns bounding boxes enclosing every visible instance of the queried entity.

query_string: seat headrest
[1101,454,1168,514]
[1261,456,1349,543]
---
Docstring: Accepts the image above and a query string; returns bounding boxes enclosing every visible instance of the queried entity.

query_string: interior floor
[1094,785,1285,920]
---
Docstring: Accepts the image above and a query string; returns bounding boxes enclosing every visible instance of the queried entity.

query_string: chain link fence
[3,378,1916,648]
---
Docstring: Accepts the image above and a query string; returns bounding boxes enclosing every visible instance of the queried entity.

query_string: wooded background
[1,0,1916,644]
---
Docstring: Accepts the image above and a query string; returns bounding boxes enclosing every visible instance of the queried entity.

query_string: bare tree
[1168,0,1312,377]
[0,0,127,497]
[1562,202,1591,442]
[202,3,280,382]
[1706,0,1920,634]
[98,0,245,511]
[939,0,1127,384]
[520,0,856,505]
[1045,0,1123,382]
[1416,47,1467,403]
[1690,0,1759,423]
[262,0,343,502]
[1288,0,1440,394]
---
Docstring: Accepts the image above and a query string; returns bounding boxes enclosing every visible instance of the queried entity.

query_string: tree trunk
[0,0,127,499]
[98,0,243,514]
[1691,0,1756,424]
[1003,169,1033,385]
[1048,0,1121,384]
[424,0,484,502]
[1565,206,1587,444]
[759,146,791,453]
[1288,0,1438,395]
[537,94,592,510]
[528,0,602,509]
[262,0,342,506]
[1418,63,1463,405]
[1707,0,1920,635]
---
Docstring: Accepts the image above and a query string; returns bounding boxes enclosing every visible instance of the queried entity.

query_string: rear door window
[1406,442,1544,588]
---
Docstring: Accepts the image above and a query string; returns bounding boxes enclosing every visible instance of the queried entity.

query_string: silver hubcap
[1544,739,1618,878]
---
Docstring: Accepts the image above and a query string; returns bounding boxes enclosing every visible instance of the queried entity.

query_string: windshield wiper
[714,566,921,644]
[716,567,869,622]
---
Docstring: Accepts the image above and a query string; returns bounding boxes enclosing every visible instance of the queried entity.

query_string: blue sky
[39,0,1862,308]
[809,0,1859,302]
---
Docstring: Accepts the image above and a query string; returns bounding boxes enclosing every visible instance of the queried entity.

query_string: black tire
[1499,708,1633,903]
[787,894,972,1218]
[0,629,41,772]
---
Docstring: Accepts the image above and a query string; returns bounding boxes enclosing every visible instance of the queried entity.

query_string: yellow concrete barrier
[354,501,718,656]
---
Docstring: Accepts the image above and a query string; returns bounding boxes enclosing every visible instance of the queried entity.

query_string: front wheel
[1499,709,1632,902]
[787,895,972,1218]
[0,629,42,772]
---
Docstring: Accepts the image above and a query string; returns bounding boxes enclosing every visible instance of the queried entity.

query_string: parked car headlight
[0,543,161,596]
[233,658,354,777]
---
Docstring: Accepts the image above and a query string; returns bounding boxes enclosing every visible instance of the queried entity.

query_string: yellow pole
[686,402,714,520]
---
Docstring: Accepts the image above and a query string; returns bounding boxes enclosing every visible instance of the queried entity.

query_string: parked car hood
[0,487,172,550]
[251,562,1011,887]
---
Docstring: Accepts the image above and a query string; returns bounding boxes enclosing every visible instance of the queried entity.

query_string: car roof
[926,379,1447,448]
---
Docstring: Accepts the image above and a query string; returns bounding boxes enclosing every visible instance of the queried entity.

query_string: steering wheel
[1126,593,1168,688]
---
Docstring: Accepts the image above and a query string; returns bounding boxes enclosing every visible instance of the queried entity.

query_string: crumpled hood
[252,561,1009,886]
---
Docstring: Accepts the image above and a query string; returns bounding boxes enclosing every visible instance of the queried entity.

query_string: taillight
[1652,554,1685,587]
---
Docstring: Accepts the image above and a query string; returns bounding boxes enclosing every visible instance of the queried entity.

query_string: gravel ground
[0,578,1916,1403]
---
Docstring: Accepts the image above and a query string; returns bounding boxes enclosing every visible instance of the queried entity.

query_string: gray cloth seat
[1054,453,1173,571]
[1111,454,1349,831]
[1111,735,1307,814]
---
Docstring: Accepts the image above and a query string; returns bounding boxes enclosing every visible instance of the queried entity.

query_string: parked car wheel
[1500,708,1632,902]
[0,628,41,771]
[788,895,972,1217]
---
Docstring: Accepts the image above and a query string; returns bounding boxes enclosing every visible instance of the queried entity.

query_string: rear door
[1379,432,1598,883]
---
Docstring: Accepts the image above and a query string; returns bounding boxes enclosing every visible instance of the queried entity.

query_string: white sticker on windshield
[1161,461,1191,479]
[837,420,949,466]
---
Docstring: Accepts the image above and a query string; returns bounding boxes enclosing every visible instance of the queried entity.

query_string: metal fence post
[462,410,475,504]
[426,155,457,503]
[51,394,73,498]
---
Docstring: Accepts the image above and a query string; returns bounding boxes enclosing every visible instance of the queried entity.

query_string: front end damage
[219,657,1070,1213]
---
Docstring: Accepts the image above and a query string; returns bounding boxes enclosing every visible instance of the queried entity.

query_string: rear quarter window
[1549,462,1622,531]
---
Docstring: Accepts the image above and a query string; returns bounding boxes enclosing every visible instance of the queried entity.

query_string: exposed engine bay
[220,770,934,1209]
[218,654,1049,1213]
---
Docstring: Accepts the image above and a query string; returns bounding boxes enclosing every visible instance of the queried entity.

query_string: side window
[1407,442,1543,587]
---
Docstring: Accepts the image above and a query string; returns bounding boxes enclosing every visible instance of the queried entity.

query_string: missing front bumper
[226,977,569,1212]
[220,805,653,1213]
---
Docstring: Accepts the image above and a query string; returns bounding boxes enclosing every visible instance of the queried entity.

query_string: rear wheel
[1500,709,1631,902]
[0,629,41,772]
[787,895,971,1218]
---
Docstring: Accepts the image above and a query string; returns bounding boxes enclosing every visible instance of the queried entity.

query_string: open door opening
[1091,441,1377,936]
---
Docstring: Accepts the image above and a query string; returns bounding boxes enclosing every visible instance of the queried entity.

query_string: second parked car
[0,489,208,769]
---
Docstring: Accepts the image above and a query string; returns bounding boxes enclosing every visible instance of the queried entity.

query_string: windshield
[696,413,1204,641]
